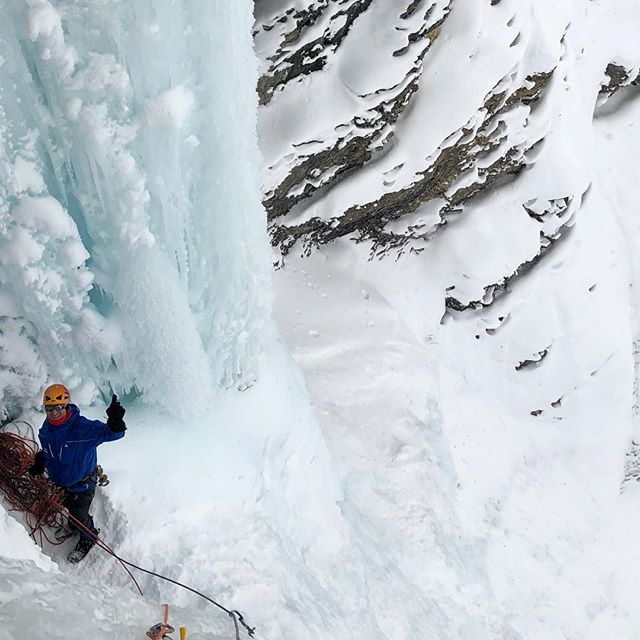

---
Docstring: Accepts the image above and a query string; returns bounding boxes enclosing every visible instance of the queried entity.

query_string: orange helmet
[43,384,71,407]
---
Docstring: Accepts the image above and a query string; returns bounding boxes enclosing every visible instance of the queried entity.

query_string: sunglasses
[45,404,68,413]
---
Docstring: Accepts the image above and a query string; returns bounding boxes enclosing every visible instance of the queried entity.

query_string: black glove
[28,450,46,476]
[106,394,126,432]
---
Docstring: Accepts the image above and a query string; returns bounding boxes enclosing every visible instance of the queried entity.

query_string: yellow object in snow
[180,627,187,640]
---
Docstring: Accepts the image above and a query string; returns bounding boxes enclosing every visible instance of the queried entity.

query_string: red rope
[63,509,255,639]
[0,425,143,591]
[0,425,256,639]
[0,428,67,544]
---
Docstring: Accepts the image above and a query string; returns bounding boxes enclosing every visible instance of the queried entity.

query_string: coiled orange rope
[0,422,256,639]
[0,423,67,544]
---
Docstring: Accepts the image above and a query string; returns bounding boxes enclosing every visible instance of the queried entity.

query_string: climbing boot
[67,530,99,564]
[54,524,77,542]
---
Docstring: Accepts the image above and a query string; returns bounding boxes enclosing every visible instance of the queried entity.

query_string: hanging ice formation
[0,0,271,417]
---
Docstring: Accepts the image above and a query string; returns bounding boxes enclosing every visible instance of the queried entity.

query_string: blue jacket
[38,404,125,492]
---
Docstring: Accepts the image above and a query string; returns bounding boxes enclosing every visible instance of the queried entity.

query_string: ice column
[0,0,271,414]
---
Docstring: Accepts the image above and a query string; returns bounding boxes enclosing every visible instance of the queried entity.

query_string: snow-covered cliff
[257,0,640,637]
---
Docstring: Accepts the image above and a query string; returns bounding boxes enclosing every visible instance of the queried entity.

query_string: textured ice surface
[0,0,271,416]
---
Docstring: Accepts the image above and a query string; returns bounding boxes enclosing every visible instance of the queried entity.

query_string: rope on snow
[0,425,256,639]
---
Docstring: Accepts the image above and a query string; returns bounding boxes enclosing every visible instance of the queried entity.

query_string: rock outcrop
[255,0,560,264]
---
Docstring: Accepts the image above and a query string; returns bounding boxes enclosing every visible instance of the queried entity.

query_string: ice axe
[147,604,175,640]
[146,623,175,640]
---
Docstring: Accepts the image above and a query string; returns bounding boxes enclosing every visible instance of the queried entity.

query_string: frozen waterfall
[0,0,270,418]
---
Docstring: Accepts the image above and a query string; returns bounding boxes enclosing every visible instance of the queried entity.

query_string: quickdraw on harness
[67,464,110,491]
[0,424,256,640]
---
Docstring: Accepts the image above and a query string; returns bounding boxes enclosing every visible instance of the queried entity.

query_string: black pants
[62,487,97,539]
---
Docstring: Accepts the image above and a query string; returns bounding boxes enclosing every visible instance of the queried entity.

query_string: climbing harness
[0,424,256,639]
[67,464,110,491]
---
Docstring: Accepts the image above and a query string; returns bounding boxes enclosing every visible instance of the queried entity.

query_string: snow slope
[263,0,640,638]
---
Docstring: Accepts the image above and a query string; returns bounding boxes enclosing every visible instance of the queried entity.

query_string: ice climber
[28,384,126,563]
